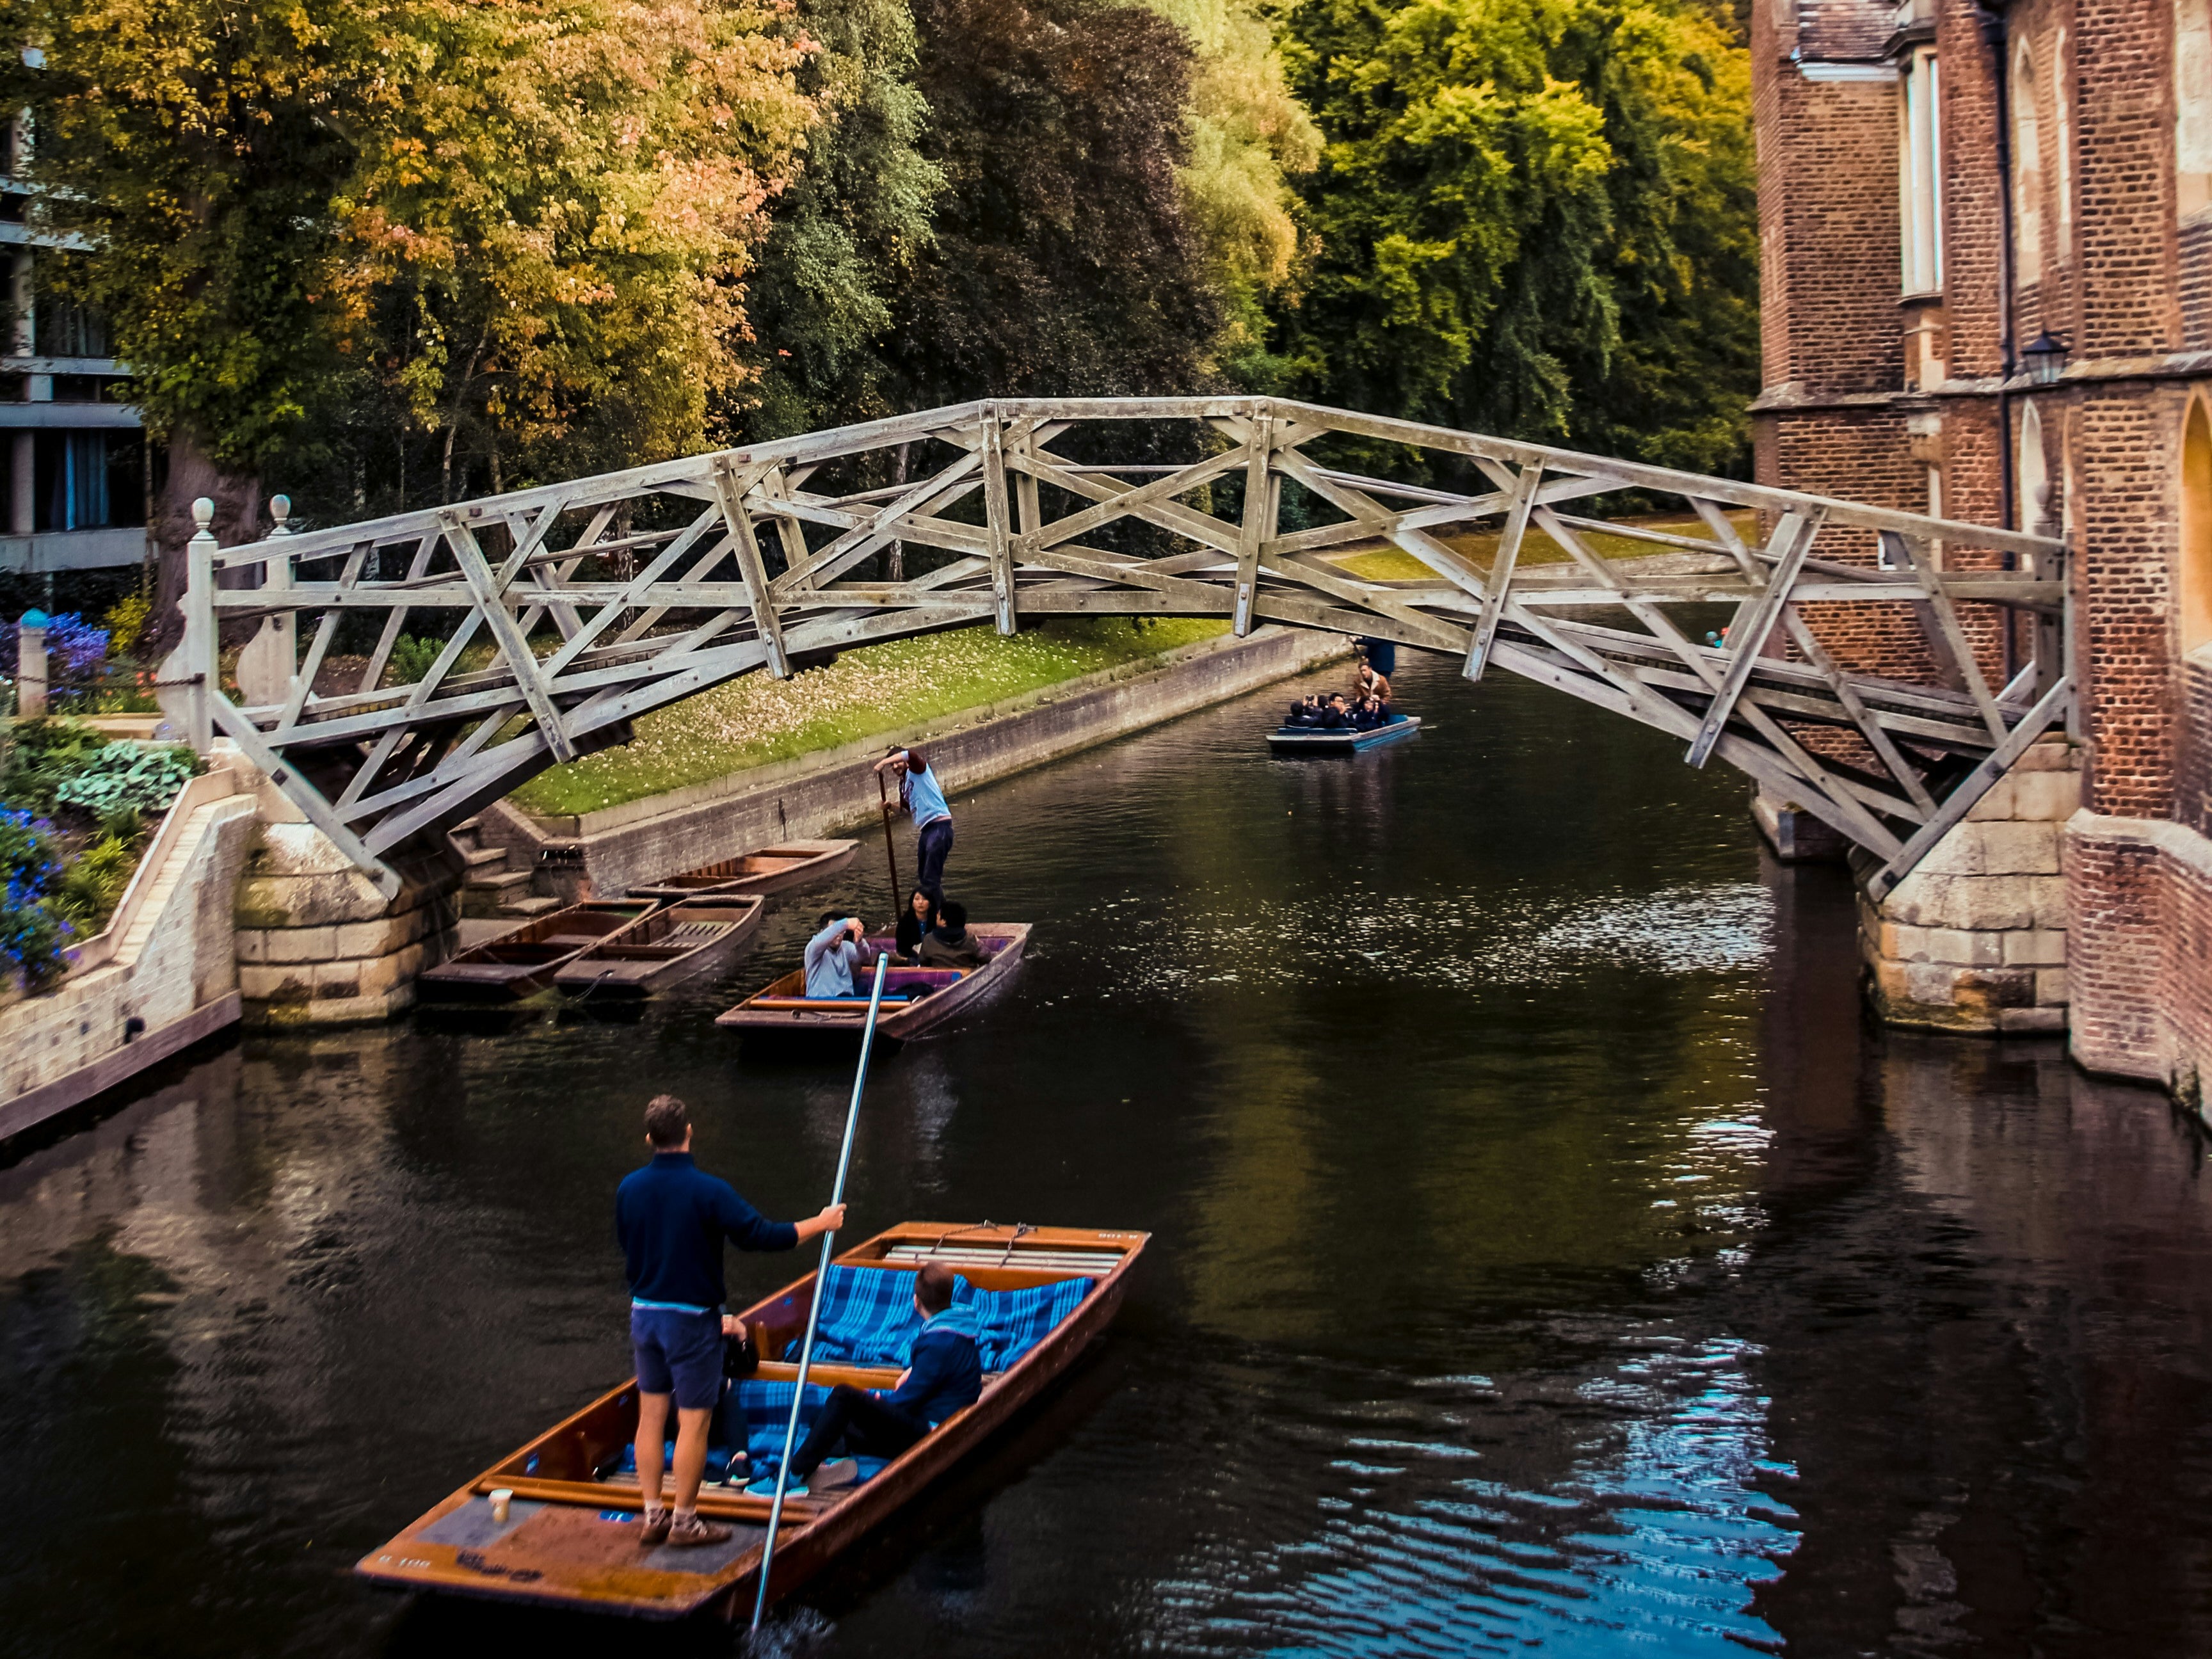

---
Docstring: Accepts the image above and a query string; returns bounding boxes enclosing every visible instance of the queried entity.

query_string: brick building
[1752,0,2212,1103]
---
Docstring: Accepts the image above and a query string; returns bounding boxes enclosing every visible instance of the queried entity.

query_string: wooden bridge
[167,397,2069,902]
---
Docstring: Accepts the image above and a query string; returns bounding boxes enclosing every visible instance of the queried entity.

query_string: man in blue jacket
[782,1262,981,1493]
[616,1094,844,1548]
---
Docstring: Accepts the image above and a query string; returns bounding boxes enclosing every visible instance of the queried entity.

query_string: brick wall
[2068,813,2212,1109]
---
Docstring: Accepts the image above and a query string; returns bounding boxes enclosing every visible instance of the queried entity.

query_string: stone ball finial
[192,497,216,531]
[270,494,292,530]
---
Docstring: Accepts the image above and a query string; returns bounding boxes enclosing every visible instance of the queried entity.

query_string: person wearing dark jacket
[916,899,988,968]
[616,1094,844,1549]
[785,1262,982,1492]
[894,888,936,963]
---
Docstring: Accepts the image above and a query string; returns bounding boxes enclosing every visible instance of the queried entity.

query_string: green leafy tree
[886,0,1226,403]
[1274,0,1757,470]
[733,0,945,441]
[1142,0,1320,387]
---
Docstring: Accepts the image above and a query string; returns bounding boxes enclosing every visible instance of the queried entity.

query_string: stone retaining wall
[481,625,1350,901]
[0,773,259,1141]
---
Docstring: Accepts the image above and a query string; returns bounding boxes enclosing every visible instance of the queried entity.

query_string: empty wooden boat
[417,900,655,1003]
[355,1221,1147,1621]
[551,895,766,1000]
[714,923,1030,1039]
[1267,712,1422,753]
[629,838,858,904]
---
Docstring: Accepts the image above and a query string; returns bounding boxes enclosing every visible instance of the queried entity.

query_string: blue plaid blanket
[954,1276,1092,1371]
[782,1264,1094,1373]
[803,1266,926,1366]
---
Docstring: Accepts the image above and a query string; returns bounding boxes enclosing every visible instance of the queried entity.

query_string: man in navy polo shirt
[616,1094,844,1548]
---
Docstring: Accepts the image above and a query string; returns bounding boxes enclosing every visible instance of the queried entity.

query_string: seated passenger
[894,888,936,964]
[805,911,867,997]
[917,899,988,968]
[783,1263,981,1494]
[1318,694,1352,729]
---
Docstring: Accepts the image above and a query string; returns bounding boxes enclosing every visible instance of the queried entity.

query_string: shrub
[102,590,153,657]
[386,634,444,685]
[0,809,70,990]
[53,832,139,934]
[52,742,200,818]
[0,717,108,815]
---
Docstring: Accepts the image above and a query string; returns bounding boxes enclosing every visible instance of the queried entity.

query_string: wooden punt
[355,1221,1148,1621]
[1267,712,1422,753]
[550,895,766,1000]
[628,838,858,904]
[417,900,656,1003]
[713,923,1030,1039]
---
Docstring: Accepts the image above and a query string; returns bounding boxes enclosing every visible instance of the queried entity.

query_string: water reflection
[2,653,2208,1658]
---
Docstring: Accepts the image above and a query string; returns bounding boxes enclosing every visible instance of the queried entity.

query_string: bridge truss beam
[169,398,2069,902]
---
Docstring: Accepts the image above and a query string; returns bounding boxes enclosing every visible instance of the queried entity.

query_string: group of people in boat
[803,890,988,996]
[1281,652,1395,731]
[615,1095,981,1545]
[799,742,988,997]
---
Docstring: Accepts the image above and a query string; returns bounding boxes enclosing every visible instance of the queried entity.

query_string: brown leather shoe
[636,1507,672,1546]
[665,1513,733,1548]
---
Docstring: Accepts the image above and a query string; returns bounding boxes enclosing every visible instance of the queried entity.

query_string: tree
[886,0,1225,403]
[731,0,945,442]
[1273,0,1758,470]
[3,0,819,645]
[1141,0,1320,387]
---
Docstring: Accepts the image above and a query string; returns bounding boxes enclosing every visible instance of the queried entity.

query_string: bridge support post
[1856,736,2080,1035]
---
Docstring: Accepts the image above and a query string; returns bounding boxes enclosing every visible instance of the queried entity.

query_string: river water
[4,648,2211,1658]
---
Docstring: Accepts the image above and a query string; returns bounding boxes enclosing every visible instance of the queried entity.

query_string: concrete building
[1,91,147,583]
[1752,0,2212,1104]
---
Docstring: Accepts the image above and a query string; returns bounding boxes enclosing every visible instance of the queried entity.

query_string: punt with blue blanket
[355,1221,1147,1621]
[715,922,1030,1041]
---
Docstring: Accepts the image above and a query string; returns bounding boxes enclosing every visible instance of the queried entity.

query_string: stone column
[230,765,462,1027]
[15,610,45,716]
[1859,737,2082,1034]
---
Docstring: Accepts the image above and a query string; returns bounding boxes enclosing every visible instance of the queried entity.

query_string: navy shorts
[630,1305,724,1410]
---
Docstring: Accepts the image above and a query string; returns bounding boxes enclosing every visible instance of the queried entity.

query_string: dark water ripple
[4,649,2211,1658]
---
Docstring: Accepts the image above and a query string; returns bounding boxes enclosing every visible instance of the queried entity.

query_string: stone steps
[449,815,553,918]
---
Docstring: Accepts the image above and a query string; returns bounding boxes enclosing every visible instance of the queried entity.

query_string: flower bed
[0,719,204,990]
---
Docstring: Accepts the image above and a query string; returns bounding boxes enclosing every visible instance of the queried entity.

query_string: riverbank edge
[476,625,1351,901]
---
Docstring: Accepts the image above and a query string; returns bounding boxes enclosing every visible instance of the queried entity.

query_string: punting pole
[749,949,890,1633]
[874,769,902,915]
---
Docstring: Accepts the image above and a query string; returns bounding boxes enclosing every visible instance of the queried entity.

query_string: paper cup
[489,1489,513,1523]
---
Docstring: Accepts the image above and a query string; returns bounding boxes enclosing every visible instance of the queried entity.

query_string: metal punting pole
[749,948,890,1632]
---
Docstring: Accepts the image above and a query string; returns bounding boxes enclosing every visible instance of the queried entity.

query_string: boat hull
[552,895,765,1000]
[1267,714,1421,753]
[715,924,1030,1039]
[418,901,657,1004]
[629,839,858,904]
[353,1222,1146,1620]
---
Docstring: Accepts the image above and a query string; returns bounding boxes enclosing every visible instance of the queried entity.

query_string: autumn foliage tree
[1,0,819,641]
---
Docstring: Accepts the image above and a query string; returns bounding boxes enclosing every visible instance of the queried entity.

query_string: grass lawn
[510,617,1229,818]
[1331,512,1756,582]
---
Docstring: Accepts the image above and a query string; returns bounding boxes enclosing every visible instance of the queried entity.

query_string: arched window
[2183,398,2212,655]
[2179,0,2212,220]
[2012,38,2044,286]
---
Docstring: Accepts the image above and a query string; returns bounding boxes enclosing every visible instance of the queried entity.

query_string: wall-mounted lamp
[2021,330,2069,387]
